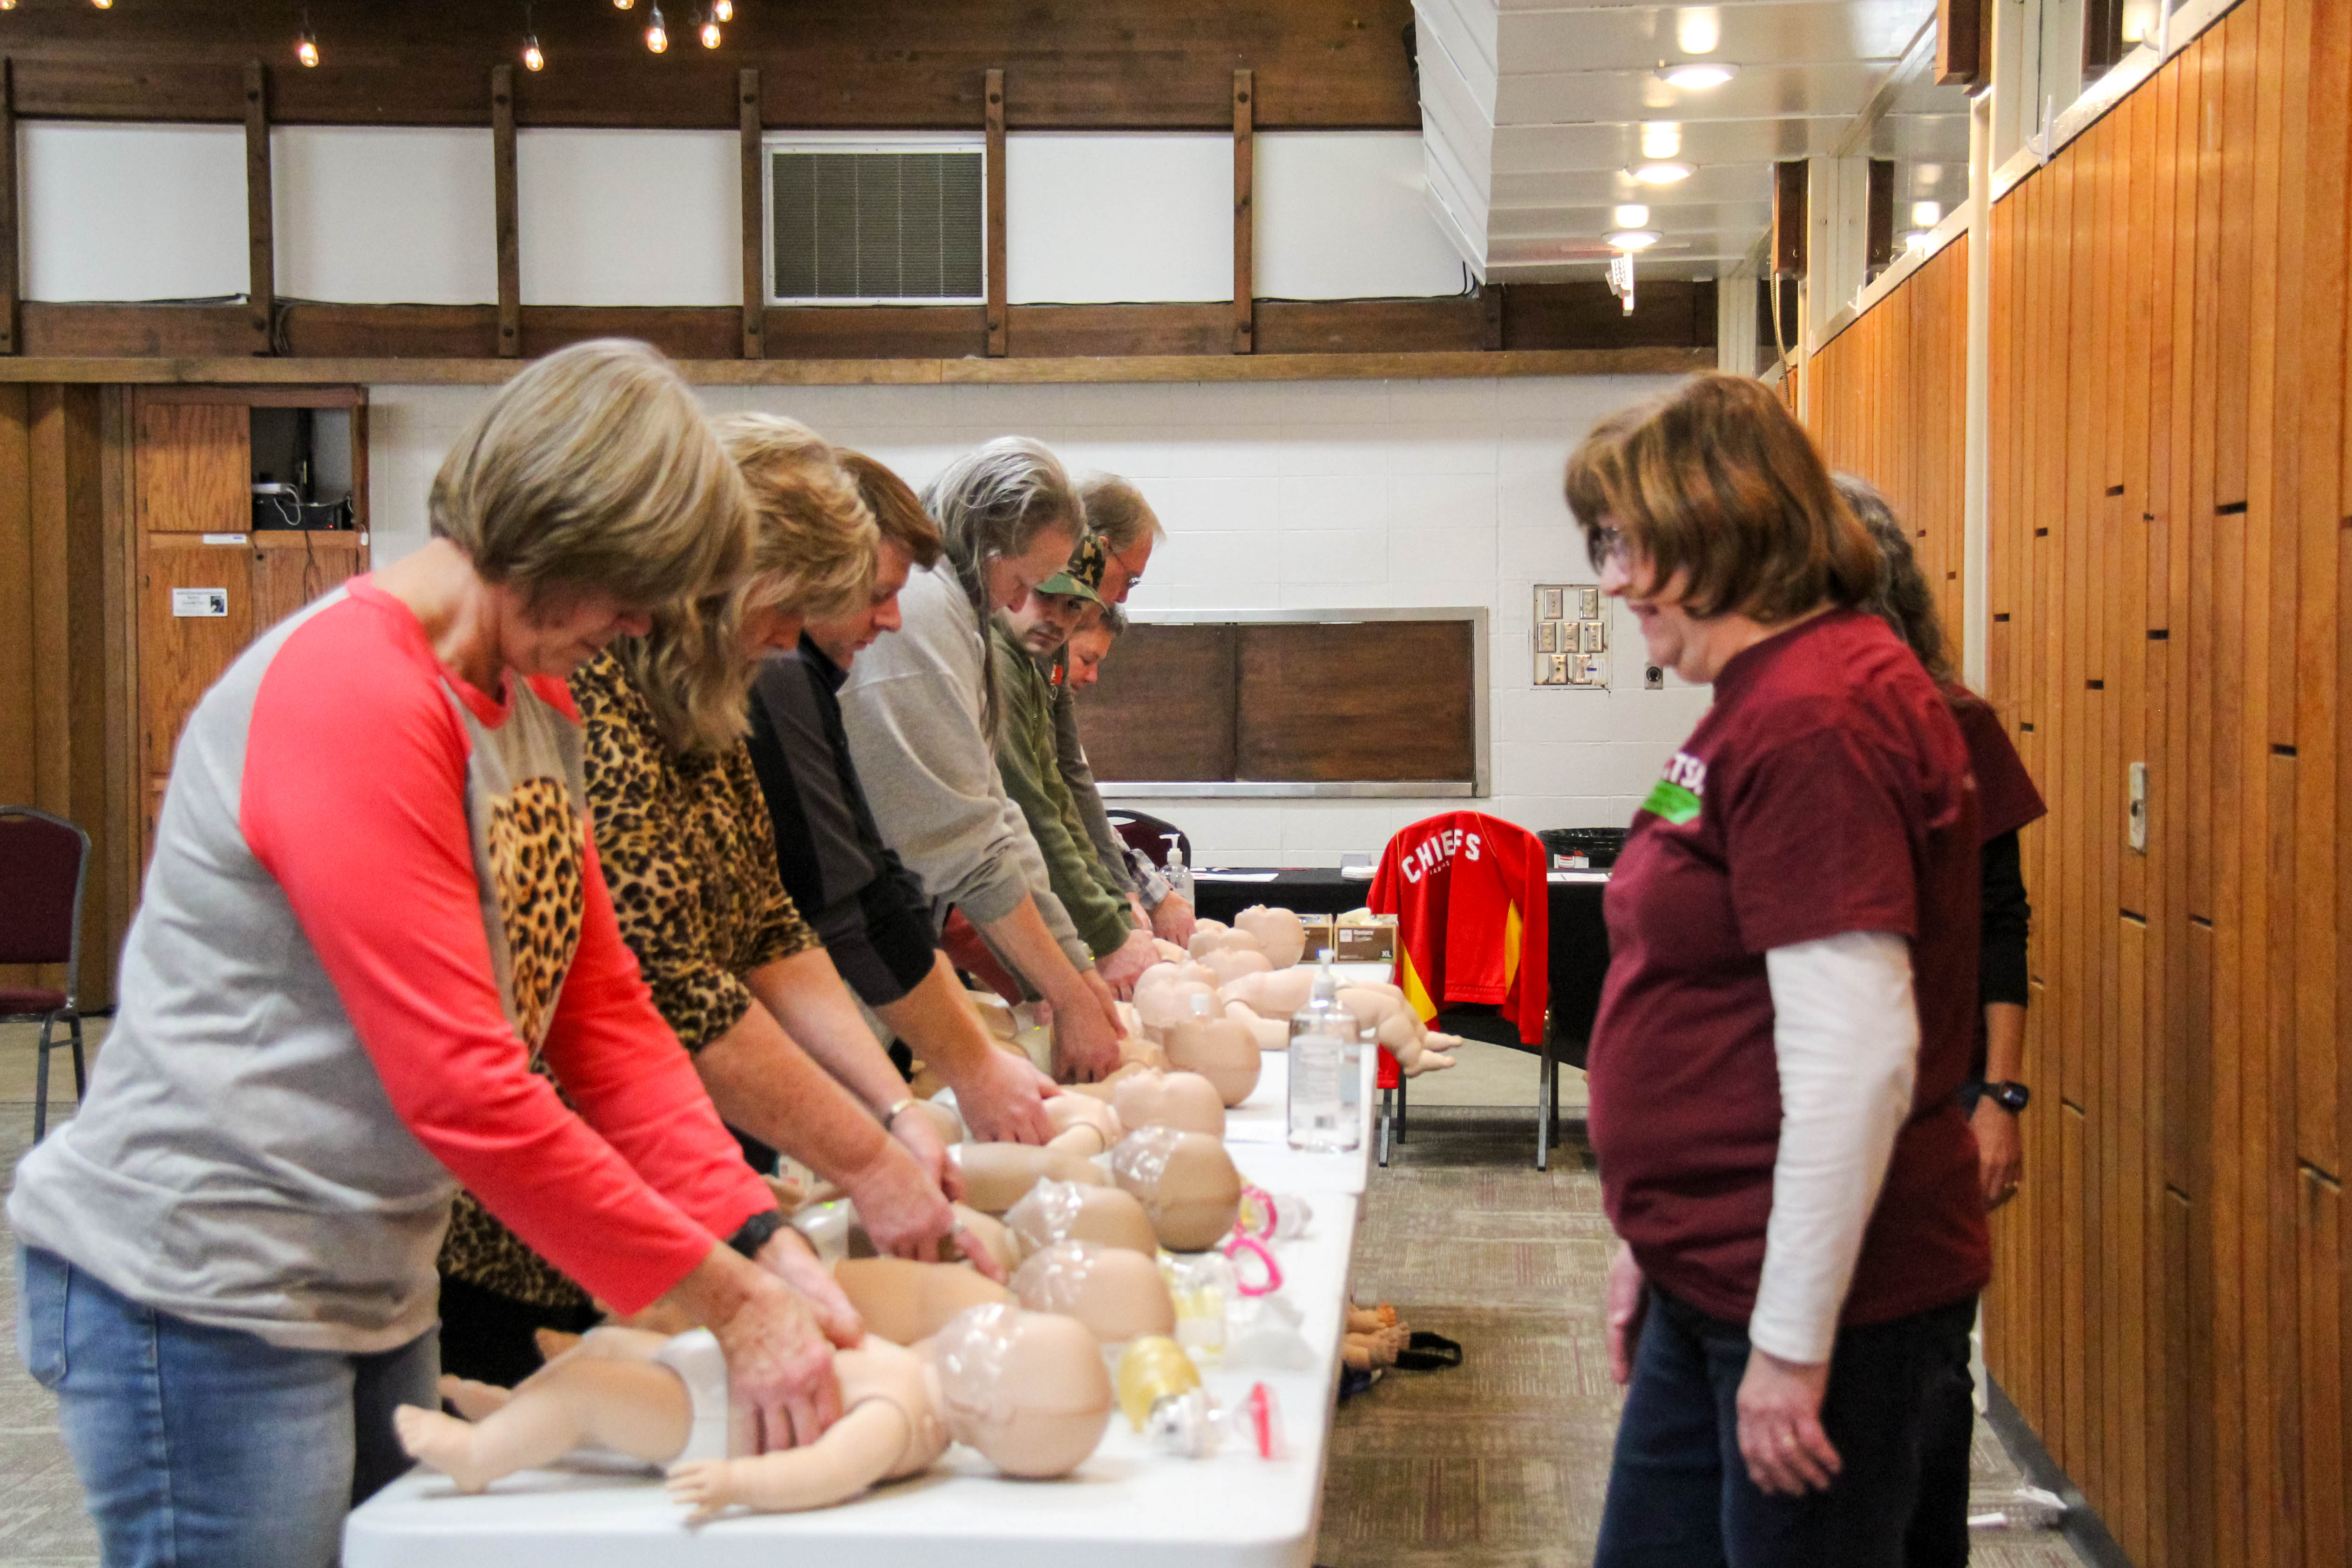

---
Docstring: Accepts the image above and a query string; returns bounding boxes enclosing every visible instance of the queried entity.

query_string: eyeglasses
[1108,540,1149,590]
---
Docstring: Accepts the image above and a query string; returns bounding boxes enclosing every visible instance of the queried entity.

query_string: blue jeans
[18,1245,438,1568]
[1594,1286,1977,1568]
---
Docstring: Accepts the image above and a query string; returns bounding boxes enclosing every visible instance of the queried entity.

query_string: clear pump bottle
[1287,951,1360,1152]
[1163,835,1194,906]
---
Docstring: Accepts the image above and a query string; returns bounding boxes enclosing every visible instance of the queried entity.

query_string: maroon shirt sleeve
[1950,692,2047,842]
[1725,720,1920,953]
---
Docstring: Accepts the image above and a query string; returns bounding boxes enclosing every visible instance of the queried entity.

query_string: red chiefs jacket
[1369,811,1550,1045]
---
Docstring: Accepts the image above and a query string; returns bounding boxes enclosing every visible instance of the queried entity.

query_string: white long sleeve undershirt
[1748,930,1920,1366]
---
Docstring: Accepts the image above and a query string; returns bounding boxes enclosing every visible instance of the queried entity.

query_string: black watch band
[726,1209,788,1260]
[1989,1080,2031,1113]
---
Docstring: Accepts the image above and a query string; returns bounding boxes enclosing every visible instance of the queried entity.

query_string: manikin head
[925,1304,1113,1478]
[1011,1241,1178,1344]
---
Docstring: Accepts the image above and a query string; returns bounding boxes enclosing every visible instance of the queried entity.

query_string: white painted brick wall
[369,373,1713,867]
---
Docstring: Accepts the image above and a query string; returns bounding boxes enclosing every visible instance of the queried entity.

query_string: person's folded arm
[1748,930,1920,1365]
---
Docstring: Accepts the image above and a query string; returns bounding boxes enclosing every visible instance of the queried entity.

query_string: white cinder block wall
[368,373,1710,866]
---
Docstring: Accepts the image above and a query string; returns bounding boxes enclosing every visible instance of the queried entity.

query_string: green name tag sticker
[1640,778,1702,825]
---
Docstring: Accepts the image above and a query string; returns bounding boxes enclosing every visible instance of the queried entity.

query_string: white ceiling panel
[1413,0,1972,283]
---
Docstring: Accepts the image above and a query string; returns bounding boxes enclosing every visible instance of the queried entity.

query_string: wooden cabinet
[129,387,369,873]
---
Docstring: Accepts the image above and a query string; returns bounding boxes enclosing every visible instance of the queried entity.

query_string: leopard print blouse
[439,649,820,1310]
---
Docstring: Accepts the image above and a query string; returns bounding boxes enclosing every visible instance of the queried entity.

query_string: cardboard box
[1334,922,1396,964]
[1297,915,1335,964]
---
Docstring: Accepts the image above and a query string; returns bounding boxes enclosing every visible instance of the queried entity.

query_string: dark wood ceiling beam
[0,1,1417,130]
[984,68,1007,358]
[0,60,18,356]
[491,66,519,359]
[242,60,272,354]
[739,68,764,360]
[1232,69,1254,355]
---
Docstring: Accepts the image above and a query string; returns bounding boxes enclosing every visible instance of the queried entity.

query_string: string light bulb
[90,0,112,9]
[2,3,20,12]
[700,7,721,47]
[645,4,668,51]
[296,10,319,67]
[714,0,733,18]
[523,34,545,69]
[613,0,633,9]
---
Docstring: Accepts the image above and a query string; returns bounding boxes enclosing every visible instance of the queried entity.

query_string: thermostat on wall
[1533,584,1608,689]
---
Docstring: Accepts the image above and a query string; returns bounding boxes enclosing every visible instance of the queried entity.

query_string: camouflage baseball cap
[1036,529,1107,604]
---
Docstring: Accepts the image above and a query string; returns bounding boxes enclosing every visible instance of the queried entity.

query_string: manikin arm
[395,1357,693,1495]
[667,1399,913,1518]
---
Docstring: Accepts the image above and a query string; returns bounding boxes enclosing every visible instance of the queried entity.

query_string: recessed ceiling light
[1660,62,1736,90]
[1911,200,1942,227]
[1631,162,1695,185]
[1640,122,1682,159]
[1607,230,1663,251]
[1614,204,1652,228]
[1676,8,1721,55]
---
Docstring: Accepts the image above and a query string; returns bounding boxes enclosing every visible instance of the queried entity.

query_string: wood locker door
[251,531,369,638]
[137,535,255,787]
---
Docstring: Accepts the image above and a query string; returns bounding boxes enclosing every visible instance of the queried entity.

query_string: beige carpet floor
[1316,1105,2093,1568]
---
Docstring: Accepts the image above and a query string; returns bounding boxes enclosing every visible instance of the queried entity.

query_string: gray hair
[1838,473,1958,690]
[1078,472,1164,554]
[921,436,1082,734]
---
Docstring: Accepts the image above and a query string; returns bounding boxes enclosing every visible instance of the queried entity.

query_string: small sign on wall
[172,587,230,618]
[1533,584,1608,688]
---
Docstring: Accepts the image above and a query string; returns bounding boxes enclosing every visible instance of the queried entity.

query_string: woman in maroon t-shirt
[1566,375,1991,1568]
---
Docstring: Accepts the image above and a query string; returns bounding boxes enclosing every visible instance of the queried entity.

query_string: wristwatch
[1987,1080,2031,1114]
[725,1209,787,1260]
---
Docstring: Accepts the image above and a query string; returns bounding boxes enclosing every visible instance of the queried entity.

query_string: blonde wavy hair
[615,413,879,756]
[429,339,752,612]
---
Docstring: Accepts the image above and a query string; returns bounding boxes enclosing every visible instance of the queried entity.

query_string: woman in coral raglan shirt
[10,341,858,1568]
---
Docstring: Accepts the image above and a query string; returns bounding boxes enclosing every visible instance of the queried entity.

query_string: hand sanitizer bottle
[1287,952,1359,1153]
[1164,835,1194,905]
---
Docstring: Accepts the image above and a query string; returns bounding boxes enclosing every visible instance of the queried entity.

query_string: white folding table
[346,1043,1376,1568]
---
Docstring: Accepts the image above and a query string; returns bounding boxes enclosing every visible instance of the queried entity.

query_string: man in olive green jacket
[990,536,1152,975]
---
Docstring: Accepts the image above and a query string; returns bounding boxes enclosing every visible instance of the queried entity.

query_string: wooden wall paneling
[0,387,27,819]
[2300,1168,2346,1568]
[0,2,1423,132]
[96,386,130,1015]
[985,69,1007,358]
[243,61,273,355]
[493,66,520,360]
[739,69,764,361]
[0,59,17,358]
[1232,69,1254,354]
[250,531,367,634]
[2294,0,2350,1224]
[1232,622,1477,784]
[131,397,249,796]
[1071,624,1235,781]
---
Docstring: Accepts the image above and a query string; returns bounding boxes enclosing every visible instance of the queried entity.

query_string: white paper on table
[1192,871,1281,882]
[1548,870,1610,883]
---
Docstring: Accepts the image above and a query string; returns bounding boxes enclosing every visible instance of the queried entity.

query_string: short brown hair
[429,339,750,611]
[838,449,943,569]
[1562,373,1878,624]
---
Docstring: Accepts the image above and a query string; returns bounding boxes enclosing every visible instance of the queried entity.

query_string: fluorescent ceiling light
[1631,162,1695,185]
[1614,204,1651,228]
[1607,229,1662,251]
[1640,122,1682,159]
[1660,62,1736,90]
[1911,200,1942,227]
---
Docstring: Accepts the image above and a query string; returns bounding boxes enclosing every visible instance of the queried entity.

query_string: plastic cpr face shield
[1108,1127,1187,1224]
[926,1302,1113,1477]
[1004,1178,1087,1253]
[1011,1241,1103,1318]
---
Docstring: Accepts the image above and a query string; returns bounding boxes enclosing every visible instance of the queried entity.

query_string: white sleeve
[1749,930,1919,1365]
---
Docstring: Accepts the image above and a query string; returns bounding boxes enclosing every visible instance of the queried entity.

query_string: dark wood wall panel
[1802,0,2352,1562]
[1234,622,1475,783]
[1072,624,1235,782]
[0,0,1420,130]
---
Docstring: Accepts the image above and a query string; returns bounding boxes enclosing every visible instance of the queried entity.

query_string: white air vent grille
[768,145,985,304]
